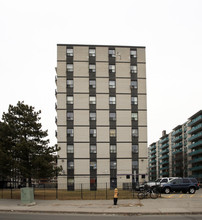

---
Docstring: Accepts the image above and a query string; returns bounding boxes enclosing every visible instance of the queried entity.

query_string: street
[0,213,202,220]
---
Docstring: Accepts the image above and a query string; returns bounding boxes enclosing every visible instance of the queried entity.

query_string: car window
[171,179,182,184]
[161,179,168,183]
[190,178,197,183]
[182,179,190,183]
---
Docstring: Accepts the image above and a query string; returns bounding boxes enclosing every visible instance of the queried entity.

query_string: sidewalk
[0,197,202,215]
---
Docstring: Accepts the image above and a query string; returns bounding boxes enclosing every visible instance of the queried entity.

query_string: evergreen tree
[0,101,61,187]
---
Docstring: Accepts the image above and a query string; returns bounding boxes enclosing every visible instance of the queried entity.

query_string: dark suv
[160,178,199,194]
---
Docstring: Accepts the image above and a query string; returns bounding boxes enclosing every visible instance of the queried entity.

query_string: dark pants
[114,198,118,205]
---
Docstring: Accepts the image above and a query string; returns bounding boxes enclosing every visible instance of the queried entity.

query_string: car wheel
[189,187,195,194]
[164,187,171,194]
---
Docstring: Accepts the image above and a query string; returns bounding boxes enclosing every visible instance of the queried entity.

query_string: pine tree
[0,101,61,187]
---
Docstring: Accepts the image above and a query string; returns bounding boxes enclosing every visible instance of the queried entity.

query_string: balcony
[172,149,182,155]
[172,128,182,136]
[189,156,202,164]
[172,135,182,143]
[172,142,182,149]
[188,131,202,142]
[188,140,202,149]
[159,148,169,155]
[159,160,169,165]
[160,143,169,149]
[188,115,202,127]
[159,154,169,160]
[189,148,202,156]
[190,165,202,171]
[188,123,202,134]
[150,154,156,159]
[160,166,169,171]
[159,137,169,144]
[150,144,156,150]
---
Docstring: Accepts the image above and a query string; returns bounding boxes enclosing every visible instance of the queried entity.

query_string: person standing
[113,188,119,205]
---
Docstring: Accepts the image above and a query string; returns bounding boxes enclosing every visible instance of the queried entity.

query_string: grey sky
[0,0,202,146]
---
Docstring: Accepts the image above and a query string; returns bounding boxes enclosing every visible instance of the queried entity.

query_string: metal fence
[0,182,140,200]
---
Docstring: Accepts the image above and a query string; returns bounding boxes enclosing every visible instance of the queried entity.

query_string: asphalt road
[0,213,202,220]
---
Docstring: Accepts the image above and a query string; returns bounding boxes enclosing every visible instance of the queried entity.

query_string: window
[67,178,74,186]
[90,129,96,137]
[67,48,73,56]
[109,49,115,57]
[90,112,96,120]
[132,145,138,153]
[89,64,96,73]
[67,145,74,153]
[132,161,138,169]
[132,113,138,121]
[110,145,116,153]
[67,129,74,137]
[90,145,96,153]
[109,81,116,88]
[67,48,73,57]
[110,113,116,121]
[67,80,73,88]
[67,96,73,104]
[130,65,137,73]
[110,161,117,169]
[67,64,73,72]
[90,161,97,170]
[67,161,74,170]
[130,50,137,58]
[132,129,138,137]
[89,80,96,89]
[90,96,96,104]
[89,48,96,57]
[131,97,138,105]
[67,112,74,120]
[110,129,116,137]
[131,81,137,89]
[109,97,116,105]
[109,65,115,73]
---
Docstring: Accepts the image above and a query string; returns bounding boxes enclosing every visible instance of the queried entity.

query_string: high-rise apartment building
[56,44,148,190]
[148,110,202,182]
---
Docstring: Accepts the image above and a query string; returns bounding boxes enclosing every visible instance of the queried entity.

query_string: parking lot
[161,188,202,199]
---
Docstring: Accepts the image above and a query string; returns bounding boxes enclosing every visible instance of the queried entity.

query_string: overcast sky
[0,0,202,146]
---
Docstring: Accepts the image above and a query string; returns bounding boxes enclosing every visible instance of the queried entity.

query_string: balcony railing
[189,156,202,164]
[188,123,202,134]
[188,131,202,142]
[188,140,202,149]
[172,128,182,136]
[172,142,182,149]
[190,165,202,171]
[189,148,202,156]
[188,115,202,127]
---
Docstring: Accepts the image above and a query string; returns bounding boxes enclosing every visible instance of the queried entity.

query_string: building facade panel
[96,78,109,94]
[74,94,89,109]
[74,78,89,93]
[74,110,89,126]
[74,143,90,158]
[116,94,131,109]
[116,111,131,126]
[116,63,130,78]
[74,62,88,77]
[117,143,131,158]
[116,78,131,94]
[96,47,108,62]
[74,46,88,61]
[74,127,89,142]
[57,62,66,77]
[97,110,109,126]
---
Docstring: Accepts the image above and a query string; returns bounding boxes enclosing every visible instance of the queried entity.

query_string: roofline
[189,110,202,120]
[57,43,146,48]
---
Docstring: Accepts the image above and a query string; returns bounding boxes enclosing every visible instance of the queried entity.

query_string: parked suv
[160,178,200,194]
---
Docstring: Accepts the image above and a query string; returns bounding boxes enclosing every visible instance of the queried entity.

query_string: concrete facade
[56,44,148,190]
